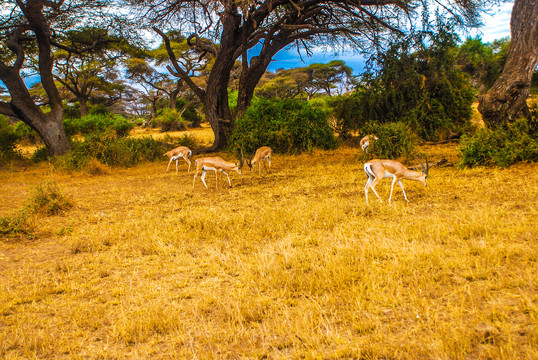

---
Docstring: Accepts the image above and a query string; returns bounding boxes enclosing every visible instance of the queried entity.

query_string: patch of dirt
[0,238,68,275]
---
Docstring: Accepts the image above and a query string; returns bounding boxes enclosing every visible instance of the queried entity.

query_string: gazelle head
[414,155,429,186]
[246,150,255,172]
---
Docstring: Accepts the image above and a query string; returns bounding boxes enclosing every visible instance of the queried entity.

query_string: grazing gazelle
[193,154,244,189]
[364,156,429,204]
[165,146,192,172]
[360,134,378,152]
[247,146,272,175]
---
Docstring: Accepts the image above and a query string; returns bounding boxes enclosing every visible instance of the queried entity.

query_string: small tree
[339,22,474,141]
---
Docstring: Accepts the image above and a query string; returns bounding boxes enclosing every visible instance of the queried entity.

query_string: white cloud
[466,2,513,42]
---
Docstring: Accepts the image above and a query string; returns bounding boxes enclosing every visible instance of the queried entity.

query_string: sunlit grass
[0,143,537,359]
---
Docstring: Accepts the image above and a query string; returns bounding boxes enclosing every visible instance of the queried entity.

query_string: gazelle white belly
[384,171,396,179]
[202,165,216,171]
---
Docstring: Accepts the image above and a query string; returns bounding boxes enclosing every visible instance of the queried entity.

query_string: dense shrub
[0,115,20,160]
[459,118,538,168]
[151,109,189,132]
[64,113,134,138]
[230,98,337,154]
[338,23,474,141]
[54,132,168,170]
[360,122,416,160]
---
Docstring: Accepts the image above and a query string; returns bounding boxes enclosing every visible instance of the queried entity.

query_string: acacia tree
[131,0,487,151]
[53,28,128,117]
[478,0,538,128]
[0,0,127,156]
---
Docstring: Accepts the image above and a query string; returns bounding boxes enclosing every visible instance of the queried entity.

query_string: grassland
[1,129,537,359]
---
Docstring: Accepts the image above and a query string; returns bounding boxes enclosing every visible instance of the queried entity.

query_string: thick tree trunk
[1,64,71,156]
[478,0,538,128]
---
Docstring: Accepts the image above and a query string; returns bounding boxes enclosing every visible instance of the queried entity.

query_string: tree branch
[0,101,17,117]
[153,27,206,101]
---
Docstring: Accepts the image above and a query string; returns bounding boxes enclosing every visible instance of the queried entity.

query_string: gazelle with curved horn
[247,146,272,175]
[364,155,429,204]
[165,146,192,172]
[192,151,244,189]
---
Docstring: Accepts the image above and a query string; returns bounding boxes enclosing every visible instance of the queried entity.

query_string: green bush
[31,146,50,163]
[0,115,20,160]
[459,118,538,168]
[338,23,474,141]
[64,113,134,138]
[151,109,189,132]
[55,132,168,170]
[0,210,35,239]
[360,122,416,160]
[229,98,337,154]
[14,121,40,144]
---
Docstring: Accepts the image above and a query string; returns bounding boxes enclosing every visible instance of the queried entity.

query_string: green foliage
[340,22,474,141]
[151,109,189,132]
[27,181,74,216]
[31,146,50,163]
[64,113,134,138]
[0,210,35,239]
[457,37,509,92]
[230,98,337,154]
[0,115,20,160]
[55,133,168,170]
[459,118,538,168]
[361,122,416,160]
[13,121,40,144]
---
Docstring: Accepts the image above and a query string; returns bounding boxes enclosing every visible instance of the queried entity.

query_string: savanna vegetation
[1,0,538,358]
[1,127,537,358]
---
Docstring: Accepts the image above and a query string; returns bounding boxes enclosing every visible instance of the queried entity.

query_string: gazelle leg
[388,177,398,203]
[267,156,271,173]
[166,158,174,172]
[398,180,409,202]
[176,159,179,172]
[193,169,199,189]
[369,177,383,203]
[186,158,191,172]
[220,169,232,187]
[201,170,209,189]
[364,175,374,205]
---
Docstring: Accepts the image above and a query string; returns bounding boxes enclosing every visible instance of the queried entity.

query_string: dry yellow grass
[1,141,537,359]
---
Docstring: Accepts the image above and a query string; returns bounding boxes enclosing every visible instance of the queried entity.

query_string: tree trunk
[78,95,89,117]
[478,0,538,128]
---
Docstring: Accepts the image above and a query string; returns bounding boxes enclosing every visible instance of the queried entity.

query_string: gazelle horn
[415,155,426,174]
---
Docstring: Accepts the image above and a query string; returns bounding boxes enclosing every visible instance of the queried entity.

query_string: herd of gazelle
[164,136,429,204]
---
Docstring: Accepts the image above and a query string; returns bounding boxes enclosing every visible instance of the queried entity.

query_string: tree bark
[478,0,538,128]
[0,0,71,156]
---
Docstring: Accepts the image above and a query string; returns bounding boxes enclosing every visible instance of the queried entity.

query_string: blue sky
[1,2,513,89]
[267,2,513,75]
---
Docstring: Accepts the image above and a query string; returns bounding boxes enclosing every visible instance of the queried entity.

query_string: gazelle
[165,146,192,172]
[247,146,272,175]
[360,134,378,152]
[364,156,429,204]
[193,154,244,189]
